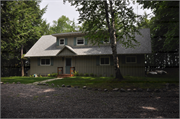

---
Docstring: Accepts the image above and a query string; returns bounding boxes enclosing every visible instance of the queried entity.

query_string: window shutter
[65,38,68,45]
[137,55,141,64]
[56,37,59,46]
[38,58,40,66]
[110,56,114,66]
[96,56,100,66]
[85,38,88,45]
[74,37,76,46]
[121,55,126,64]
[51,57,53,66]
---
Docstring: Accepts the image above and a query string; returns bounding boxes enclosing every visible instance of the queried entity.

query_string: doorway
[66,58,71,74]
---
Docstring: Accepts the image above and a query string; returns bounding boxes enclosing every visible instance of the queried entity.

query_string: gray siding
[30,57,64,76]
[29,55,145,77]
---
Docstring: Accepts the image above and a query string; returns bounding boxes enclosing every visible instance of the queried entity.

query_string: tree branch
[104,0,110,32]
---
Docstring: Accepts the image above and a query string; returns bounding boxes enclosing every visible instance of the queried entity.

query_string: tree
[1,0,47,76]
[137,1,179,52]
[49,15,79,34]
[138,12,151,29]
[40,20,51,35]
[64,0,141,80]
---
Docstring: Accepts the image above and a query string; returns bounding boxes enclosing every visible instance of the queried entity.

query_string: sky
[39,0,153,26]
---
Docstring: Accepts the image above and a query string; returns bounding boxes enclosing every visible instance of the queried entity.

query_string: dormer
[52,31,110,48]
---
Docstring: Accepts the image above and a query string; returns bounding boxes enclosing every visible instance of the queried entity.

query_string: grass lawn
[47,75,179,90]
[1,76,55,84]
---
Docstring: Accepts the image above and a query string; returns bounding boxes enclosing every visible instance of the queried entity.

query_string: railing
[70,67,75,76]
[57,67,63,75]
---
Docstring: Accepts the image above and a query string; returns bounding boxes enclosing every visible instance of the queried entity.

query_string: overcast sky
[40,0,153,26]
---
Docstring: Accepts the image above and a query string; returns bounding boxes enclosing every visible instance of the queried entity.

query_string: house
[24,28,151,77]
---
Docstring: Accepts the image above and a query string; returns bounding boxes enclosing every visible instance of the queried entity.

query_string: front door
[66,58,71,74]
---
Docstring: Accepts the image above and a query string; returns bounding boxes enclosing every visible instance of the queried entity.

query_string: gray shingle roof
[25,28,151,57]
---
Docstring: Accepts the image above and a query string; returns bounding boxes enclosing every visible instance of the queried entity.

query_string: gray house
[25,28,151,77]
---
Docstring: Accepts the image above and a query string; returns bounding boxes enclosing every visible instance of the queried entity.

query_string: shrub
[73,71,79,76]
[51,73,58,77]
[40,75,42,77]
[84,73,89,77]
[94,74,97,77]
[79,73,84,76]
[90,73,94,77]
[48,74,51,77]
[110,74,114,77]
[99,74,102,77]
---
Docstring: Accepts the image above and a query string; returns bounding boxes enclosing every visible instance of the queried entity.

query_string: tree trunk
[111,32,123,80]
[110,0,123,80]
[21,44,24,76]
[104,0,123,80]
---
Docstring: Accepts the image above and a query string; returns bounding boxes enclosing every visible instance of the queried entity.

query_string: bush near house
[48,73,58,77]
[73,71,79,76]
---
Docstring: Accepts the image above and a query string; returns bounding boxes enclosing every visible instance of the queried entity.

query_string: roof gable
[57,45,76,56]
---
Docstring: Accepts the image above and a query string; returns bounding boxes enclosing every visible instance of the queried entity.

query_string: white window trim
[59,38,65,46]
[76,37,85,45]
[125,56,137,63]
[100,56,110,65]
[40,58,51,66]
[103,38,110,44]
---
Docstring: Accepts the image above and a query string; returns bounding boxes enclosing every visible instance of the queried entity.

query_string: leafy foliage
[49,15,79,34]
[66,0,141,48]
[137,1,179,52]
[48,73,58,77]
[1,1,47,76]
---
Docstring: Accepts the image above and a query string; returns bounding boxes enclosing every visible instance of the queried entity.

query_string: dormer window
[59,38,65,46]
[103,38,110,43]
[76,37,85,45]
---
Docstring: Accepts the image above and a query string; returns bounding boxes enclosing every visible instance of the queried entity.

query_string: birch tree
[64,0,141,79]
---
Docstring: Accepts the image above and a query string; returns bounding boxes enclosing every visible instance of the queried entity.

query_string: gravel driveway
[1,84,179,118]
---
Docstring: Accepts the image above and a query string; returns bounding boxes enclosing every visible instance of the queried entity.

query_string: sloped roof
[25,28,151,57]
[25,35,59,57]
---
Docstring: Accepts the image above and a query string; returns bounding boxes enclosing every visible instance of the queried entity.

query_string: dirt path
[30,78,62,85]
[1,84,179,118]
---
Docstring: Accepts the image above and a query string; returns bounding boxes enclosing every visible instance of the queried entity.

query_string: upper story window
[59,38,65,46]
[41,58,51,66]
[126,56,137,63]
[100,57,110,65]
[76,37,85,45]
[103,38,110,44]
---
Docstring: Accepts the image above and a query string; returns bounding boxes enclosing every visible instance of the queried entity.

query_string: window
[103,38,110,43]
[126,56,137,63]
[59,38,65,45]
[76,37,84,45]
[41,58,51,66]
[100,57,110,65]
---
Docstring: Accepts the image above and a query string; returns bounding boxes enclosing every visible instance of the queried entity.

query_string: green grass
[1,76,55,84]
[47,75,179,90]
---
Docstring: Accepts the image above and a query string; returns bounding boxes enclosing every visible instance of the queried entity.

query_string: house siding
[30,57,64,76]
[29,54,145,77]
